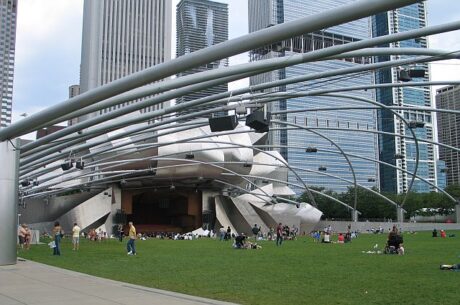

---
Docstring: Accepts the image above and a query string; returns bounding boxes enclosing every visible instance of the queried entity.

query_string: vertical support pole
[396,206,405,223]
[0,140,19,265]
[455,202,460,224]
[351,209,359,222]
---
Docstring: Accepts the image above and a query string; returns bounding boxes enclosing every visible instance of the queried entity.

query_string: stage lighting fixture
[408,121,425,129]
[20,180,30,187]
[318,166,327,171]
[185,153,195,159]
[305,147,318,153]
[398,70,411,82]
[61,159,74,171]
[76,159,85,170]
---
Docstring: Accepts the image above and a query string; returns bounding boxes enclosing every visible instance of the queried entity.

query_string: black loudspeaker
[246,110,270,133]
[208,115,238,132]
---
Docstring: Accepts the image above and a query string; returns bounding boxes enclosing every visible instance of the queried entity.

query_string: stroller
[384,233,403,254]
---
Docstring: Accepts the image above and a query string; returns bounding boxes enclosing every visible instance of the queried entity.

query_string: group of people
[50,221,137,256]
[310,230,354,244]
[233,233,262,249]
[432,228,448,238]
[49,221,81,255]
[86,228,107,241]
[219,226,233,241]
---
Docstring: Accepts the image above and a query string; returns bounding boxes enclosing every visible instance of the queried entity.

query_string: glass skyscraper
[248,0,379,194]
[436,85,460,187]
[176,0,228,119]
[373,3,437,193]
[0,0,17,128]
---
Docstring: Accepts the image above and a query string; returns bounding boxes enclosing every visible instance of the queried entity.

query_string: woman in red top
[338,233,345,243]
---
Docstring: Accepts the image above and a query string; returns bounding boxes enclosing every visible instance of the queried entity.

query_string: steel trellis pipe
[0,0,420,140]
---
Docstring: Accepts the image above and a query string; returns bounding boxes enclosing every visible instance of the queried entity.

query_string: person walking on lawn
[127,222,137,255]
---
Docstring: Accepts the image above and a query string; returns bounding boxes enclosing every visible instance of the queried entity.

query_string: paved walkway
[0,259,239,305]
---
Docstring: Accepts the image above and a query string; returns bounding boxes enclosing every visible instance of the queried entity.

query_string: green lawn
[19,232,459,305]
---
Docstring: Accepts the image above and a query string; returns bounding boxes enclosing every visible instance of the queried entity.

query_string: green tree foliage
[297,186,456,220]
[338,187,396,220]
[297,186,348,219]
[444,184,460,199]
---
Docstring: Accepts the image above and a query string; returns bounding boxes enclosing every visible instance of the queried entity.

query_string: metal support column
[455,203,460,223]
[396,206,405,223]
[351,209,359,222]
[0,140,19,265]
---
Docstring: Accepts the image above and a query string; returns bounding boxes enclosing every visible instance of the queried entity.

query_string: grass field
[19,231,459,305]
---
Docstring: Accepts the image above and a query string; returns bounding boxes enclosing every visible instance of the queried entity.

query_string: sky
[11,0,460,131]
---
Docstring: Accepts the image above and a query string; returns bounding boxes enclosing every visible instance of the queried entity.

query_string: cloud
[426,2,460,98]
[15,0,84,65]
[13,0,84,123]
[11,0,459,127]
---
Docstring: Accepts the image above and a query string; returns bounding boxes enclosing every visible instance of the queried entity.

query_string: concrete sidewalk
[0,259,239,305]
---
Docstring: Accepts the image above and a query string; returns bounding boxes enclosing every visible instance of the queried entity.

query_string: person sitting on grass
[440,230,446,238]
[385,226,403,254]
[322,231,331,243]
[337,233,344,244]
[440,264,460,271]
[234,233,247,249]
[244,241,262,249]
[397,243,405,255]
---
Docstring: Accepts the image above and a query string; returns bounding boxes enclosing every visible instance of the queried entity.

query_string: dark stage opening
[128,191,200,233]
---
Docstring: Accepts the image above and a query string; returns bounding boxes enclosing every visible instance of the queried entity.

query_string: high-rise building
[0,0,17,128]
[248,0,379,194]
[79,0,172,121]
[436,85,460,186]
[373,3,437,193]
[176,0,228,119]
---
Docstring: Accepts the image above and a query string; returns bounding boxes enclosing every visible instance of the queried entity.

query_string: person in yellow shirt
[127,222,137,255]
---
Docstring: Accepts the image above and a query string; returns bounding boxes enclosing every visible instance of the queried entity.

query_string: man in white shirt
[72,222,81,251]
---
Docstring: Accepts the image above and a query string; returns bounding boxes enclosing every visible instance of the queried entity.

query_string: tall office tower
[248,0,379,194]
[373,3,436,193]
[436,85,460,186]
[176,0,228,119]
[79,0,172,122]
[0,0,17,128]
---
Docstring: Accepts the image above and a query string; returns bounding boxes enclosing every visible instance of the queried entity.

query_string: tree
[297,185,457,220]
[297,186,348,219]
[444,184,460,200]
[339,186,395,220]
